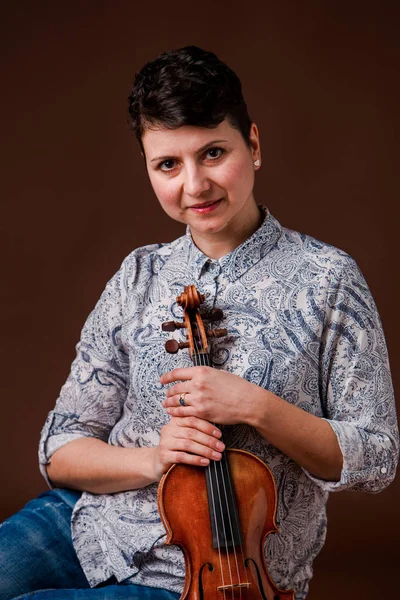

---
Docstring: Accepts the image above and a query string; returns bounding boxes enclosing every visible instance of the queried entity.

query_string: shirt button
[380,467,387,474]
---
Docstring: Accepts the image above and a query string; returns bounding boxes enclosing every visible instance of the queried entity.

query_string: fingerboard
[192,351,243,550]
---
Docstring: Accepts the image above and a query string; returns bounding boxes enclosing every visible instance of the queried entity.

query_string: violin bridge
[217,582,251,591]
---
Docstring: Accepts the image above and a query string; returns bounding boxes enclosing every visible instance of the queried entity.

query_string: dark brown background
[1,1,399,598]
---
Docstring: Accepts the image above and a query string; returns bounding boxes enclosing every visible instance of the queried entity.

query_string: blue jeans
[0,489,180,600]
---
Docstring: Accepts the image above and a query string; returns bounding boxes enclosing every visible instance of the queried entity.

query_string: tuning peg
[201,308,224,322]
[165,340,190,354]
[162,321,186,332]
[209,308,224,321]
[208,328,228,339]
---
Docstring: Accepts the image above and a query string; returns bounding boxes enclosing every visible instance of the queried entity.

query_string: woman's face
[142,119,261,257]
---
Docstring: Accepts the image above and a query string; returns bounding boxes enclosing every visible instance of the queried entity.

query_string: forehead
[142,119,243,158]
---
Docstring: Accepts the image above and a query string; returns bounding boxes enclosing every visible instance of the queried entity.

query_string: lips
[189,199,222,209]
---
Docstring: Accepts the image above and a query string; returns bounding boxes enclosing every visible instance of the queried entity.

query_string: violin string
[223,453,249,595]
[206,448,227,600]
[214,446,246,597]
[211,449,241,600]
[211,454,235,600]
[201,326,247,597]
[192,338,227,600]
[194,333,241,600]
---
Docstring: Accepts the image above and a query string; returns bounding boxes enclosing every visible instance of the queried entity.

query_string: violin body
[158,449,294,600]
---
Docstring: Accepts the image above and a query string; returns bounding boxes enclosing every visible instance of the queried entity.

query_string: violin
[158,285,295,600]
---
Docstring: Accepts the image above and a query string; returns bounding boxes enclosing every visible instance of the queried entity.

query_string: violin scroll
[176,285,205,310]
[162,285,227,355]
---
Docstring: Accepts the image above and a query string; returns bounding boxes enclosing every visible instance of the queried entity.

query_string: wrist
[149,446,167,483]
[244,384,273,430]
[117,446,164,489]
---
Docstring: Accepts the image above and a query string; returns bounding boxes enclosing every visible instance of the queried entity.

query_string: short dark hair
[127,46,252,152]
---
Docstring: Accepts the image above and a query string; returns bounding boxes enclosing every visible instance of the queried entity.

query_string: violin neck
[191,351,242,550]
[192,351,212,368]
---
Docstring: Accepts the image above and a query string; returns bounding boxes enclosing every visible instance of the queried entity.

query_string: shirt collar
[184,206,282,283]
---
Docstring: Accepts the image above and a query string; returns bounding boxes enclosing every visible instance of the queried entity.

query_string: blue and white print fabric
[39,207,398,599]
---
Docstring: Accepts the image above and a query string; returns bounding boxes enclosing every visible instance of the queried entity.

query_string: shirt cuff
[38,410,93,488]
[302,419,394,493]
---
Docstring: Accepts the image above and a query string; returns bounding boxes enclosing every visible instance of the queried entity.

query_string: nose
[183,164,211,197]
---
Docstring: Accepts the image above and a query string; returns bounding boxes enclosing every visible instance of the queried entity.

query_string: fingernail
[212,451,222,459]
[212,429,221,437]
[201,458,209,465]
[216,441,225,450]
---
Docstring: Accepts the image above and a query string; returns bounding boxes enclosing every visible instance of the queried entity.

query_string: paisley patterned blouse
[39,207,398,599]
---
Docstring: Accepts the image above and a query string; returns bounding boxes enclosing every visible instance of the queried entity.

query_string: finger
[169,451,211,467]
[158,425,225,469]
[166,400,211,421]
[164,384,188,399]
[160,367,195,385]
[163,393,192,408]
[173,437,224,461]
[165,405,196,418]
[174,423,225,453]
[157,443,212,470]
[176,416,223,439]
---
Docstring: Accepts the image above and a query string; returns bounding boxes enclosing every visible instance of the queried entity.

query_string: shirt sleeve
[305,255,399,493]
[38,255,133,487]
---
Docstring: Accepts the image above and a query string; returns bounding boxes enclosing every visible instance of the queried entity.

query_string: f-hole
[198,562,214,600]
[245,557,269,600]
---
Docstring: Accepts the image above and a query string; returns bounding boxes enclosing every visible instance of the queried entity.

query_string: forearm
[46,437,159,494]
[248,387,343,481]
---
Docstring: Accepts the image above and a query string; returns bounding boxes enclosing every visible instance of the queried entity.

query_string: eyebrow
[149,139,229,163]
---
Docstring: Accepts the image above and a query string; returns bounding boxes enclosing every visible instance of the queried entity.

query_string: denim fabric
[12,585,180,599]
[0,489,179,600]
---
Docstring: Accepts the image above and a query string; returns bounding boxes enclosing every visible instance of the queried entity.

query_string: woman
[1,46,398,600]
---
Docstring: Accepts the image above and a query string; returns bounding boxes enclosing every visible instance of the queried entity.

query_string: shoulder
[278,223,365,286]
[85,235,187,325]
[278,226,381,333]
[118,235,186,283]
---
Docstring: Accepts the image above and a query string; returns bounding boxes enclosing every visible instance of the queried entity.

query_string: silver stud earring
[254,159,260,167]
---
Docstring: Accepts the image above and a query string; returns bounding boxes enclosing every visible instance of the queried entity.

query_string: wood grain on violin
[158,285,295,600]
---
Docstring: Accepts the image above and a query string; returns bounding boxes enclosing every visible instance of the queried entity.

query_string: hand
[152,416,225,480]
[160,366,257,426]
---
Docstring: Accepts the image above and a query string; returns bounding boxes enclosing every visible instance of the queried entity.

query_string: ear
[249,122,261,168]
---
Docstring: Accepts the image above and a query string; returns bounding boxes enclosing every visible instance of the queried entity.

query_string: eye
[158,159,176,172]
[205,147,224,160]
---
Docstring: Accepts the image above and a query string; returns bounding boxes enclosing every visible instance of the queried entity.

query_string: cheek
[219,157,254,195]
[149,176,178,209]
